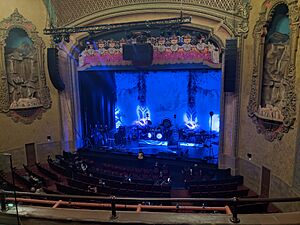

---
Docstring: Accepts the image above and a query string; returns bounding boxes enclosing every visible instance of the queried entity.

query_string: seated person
[88,185,97,193]
[138,149,144,160]
[35,187,45,194]
[29,175,41,186]
[47,155,53,162]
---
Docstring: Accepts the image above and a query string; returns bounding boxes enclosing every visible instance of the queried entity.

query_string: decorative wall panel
[247,0,299,141]
[0,9,51,123]
[78,33,221,70]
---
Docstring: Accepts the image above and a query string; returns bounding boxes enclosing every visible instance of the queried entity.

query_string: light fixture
[53,35,62,44]
[44,17,191,38]
[63,34,70,43]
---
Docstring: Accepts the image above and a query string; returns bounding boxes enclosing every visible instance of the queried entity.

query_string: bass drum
[161,118,172,129]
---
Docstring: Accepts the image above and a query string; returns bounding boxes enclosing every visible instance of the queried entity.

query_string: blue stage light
[209,114,220,132]
[115,70,221,132]
[156,133,163,140]
[135,105,151,127]
[115,106,122,128]
[183,112,198,130]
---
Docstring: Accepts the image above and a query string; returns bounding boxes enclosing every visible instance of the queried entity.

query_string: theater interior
[0,0,300,224]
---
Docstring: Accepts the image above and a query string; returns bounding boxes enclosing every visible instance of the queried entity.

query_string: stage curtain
[78,71,116,139]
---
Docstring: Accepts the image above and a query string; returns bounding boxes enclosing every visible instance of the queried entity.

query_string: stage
[79,68,221,164]
[84,128,219,164]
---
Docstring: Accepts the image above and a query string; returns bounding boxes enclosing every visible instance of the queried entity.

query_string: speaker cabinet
[224,39,238,92]
[123,43,153,66]
[47,48,65,91]
[132,43,153,66]
[122,44,133,60]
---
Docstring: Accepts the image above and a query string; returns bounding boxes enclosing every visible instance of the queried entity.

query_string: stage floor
[101,137,219,164]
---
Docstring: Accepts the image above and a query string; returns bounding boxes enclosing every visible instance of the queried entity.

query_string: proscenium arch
[56,1,241,37]
[62,2,239,42]
[57,8,236,151]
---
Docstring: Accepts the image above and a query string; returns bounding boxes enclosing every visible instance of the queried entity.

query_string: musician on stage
[138,149,144,160]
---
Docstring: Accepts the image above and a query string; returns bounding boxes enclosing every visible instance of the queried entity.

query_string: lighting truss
[43,16,192,36]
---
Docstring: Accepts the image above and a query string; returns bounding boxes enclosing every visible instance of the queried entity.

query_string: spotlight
[63,34,70,43]
[53,35,62,44]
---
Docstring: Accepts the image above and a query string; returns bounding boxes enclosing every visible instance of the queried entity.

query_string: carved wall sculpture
[247,0,299,141]
[0,9,51,123]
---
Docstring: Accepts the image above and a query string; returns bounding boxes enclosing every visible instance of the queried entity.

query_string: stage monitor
[123,43,153,67]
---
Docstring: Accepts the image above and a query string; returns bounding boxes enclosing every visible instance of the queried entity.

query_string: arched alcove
[0,9,51,124]
[247,0,299,141]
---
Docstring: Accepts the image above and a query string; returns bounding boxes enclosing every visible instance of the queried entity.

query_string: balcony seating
[191,188,249,198]
[23,164,47,186]
[35,163,59,182]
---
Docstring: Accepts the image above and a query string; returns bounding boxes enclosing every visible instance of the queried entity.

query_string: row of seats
[185,175,244,186]
[48,159,171,197]
[73,172,170,192]
[36,163,60,182]
[0,170,23,191]
[191,188,250,198]
[66,178,170,197]
[188,182,240,192]
[95,162,170,181]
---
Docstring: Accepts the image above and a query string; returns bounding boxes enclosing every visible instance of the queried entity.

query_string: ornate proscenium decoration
[0,9,51,124]
[247,0,299,141]
[44,17,192,43]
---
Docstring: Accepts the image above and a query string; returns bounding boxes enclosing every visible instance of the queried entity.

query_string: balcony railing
[1,190,300,223]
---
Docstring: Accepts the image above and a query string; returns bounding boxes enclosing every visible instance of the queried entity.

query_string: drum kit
[112,118,216,146]
[143,126,164,141]
[84,117,219,149]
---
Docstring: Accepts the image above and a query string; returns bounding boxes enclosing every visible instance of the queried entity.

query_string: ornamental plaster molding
[0,9,52,124]
[47,0,251,39]
[247,0,299,141]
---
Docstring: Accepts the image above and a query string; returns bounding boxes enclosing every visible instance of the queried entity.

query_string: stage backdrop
[115,69,221,132]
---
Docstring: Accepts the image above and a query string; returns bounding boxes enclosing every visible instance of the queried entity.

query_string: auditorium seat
[35,163,60,182]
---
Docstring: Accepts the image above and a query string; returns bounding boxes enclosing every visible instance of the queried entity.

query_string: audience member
[138,149,144,160]
[88,185,97,193]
